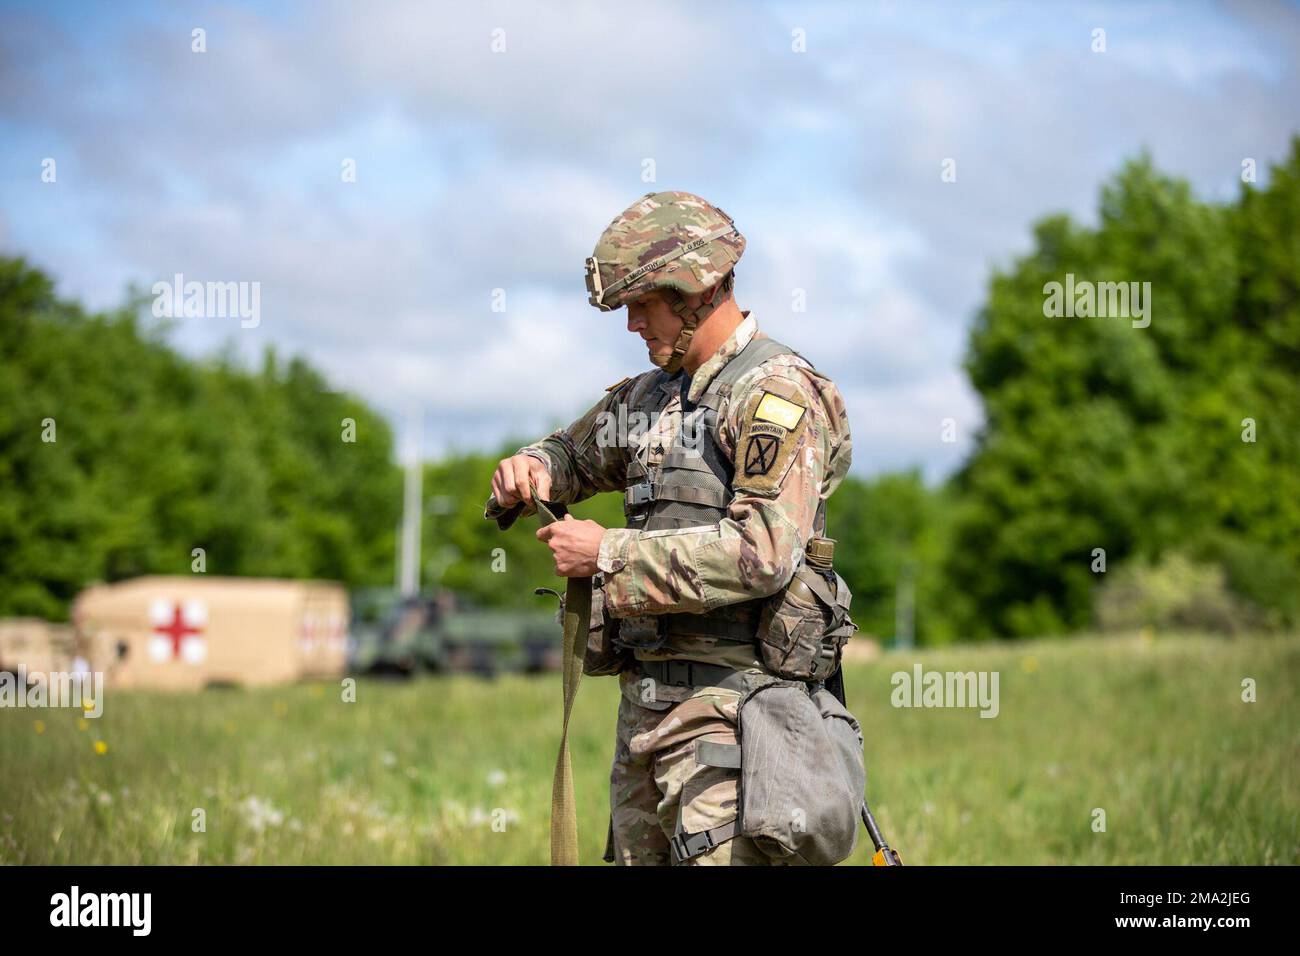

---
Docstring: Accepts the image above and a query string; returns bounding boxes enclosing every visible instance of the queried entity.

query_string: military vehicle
[353,419,562,677]
[350,587,560,677]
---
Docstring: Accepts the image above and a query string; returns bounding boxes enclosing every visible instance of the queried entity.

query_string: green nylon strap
[649,482,730,508]
[659,614,756,642]
[801,566,847,625]
[696,739,743,769]
[532,484,588,867]
[670,819,741,863]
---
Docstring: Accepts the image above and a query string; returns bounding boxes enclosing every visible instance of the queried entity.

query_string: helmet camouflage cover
[585,191,745,312]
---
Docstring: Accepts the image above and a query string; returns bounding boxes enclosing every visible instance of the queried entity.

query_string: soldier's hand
[537,515,604,577]
[491,454,552,508]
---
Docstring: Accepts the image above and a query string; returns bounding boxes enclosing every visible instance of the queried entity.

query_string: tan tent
[73,576,350,691]
[295,582,351,679]
[0,619,76,682]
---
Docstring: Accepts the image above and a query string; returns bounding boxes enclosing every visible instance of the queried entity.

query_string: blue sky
[2,0,1298,478]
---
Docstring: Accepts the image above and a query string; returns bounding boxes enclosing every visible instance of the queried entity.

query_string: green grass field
[2,632,1297,865]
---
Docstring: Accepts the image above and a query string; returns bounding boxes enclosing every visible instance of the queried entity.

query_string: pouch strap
[670,820,740,863]
[801,569,849,626]
[696,739,742,769]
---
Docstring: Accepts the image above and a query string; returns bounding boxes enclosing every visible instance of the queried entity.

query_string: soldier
[488,191,853,865]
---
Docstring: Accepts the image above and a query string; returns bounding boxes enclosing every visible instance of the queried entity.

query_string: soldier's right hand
[491,454,552,508]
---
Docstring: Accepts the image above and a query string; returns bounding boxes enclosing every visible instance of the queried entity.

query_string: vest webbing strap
[626,335,800,521]
[624,481,729,510]
[703,334,797,398]
[532,482,586,867]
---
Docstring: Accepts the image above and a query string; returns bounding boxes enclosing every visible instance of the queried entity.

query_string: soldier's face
[626,292,685,363]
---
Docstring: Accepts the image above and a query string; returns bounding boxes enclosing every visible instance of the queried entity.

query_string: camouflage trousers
[607,668,784,866]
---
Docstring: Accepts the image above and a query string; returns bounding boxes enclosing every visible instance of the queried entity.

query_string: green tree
[948,141,1300,638]
[0,258,402,619]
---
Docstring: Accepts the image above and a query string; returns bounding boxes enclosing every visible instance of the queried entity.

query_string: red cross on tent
[148,600,207,664]
[154,605,201,657]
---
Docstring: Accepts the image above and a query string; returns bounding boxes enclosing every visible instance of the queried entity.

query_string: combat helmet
[585,191,745,373]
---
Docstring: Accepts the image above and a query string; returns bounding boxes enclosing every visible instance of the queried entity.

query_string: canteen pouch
[756,558,857,682]
[736,679,865,866]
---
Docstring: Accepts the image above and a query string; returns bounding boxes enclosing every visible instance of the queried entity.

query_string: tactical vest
[613,335,814,652]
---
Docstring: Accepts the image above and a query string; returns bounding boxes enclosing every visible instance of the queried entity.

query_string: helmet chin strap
[651,273,734,374]
[652,313,697,373]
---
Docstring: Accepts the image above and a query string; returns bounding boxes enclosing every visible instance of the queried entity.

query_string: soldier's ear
[704,275,733,309]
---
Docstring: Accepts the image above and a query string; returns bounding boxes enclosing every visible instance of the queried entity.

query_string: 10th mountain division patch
[736,389,809,491]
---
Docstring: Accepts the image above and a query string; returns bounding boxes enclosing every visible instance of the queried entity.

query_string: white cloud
[1,0,1297,482]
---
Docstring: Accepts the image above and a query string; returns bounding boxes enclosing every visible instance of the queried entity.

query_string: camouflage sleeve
[483,378,635,522]
[597,366,851,616]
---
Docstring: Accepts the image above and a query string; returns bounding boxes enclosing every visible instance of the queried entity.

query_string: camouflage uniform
[490,193,852,865]
[508,311,851,864]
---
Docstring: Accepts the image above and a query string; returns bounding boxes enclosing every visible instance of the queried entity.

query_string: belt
[661,612,757,641]
[616,613,758,648]
[637,658,751,693]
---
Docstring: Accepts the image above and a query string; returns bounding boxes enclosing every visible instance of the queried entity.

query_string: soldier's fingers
[508,459,531,505]
[512,457,534,505]
[490,468,510,505]
[496,462,519,505]
[532,465,552,502]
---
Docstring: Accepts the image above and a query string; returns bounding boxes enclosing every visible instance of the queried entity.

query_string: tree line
[3,139,1296,640]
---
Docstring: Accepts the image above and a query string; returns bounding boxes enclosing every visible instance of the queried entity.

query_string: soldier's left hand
[536,515,605,577]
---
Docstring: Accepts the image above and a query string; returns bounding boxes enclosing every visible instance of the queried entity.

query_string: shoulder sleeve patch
[731,380,812,497]
[754,392,805,429]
